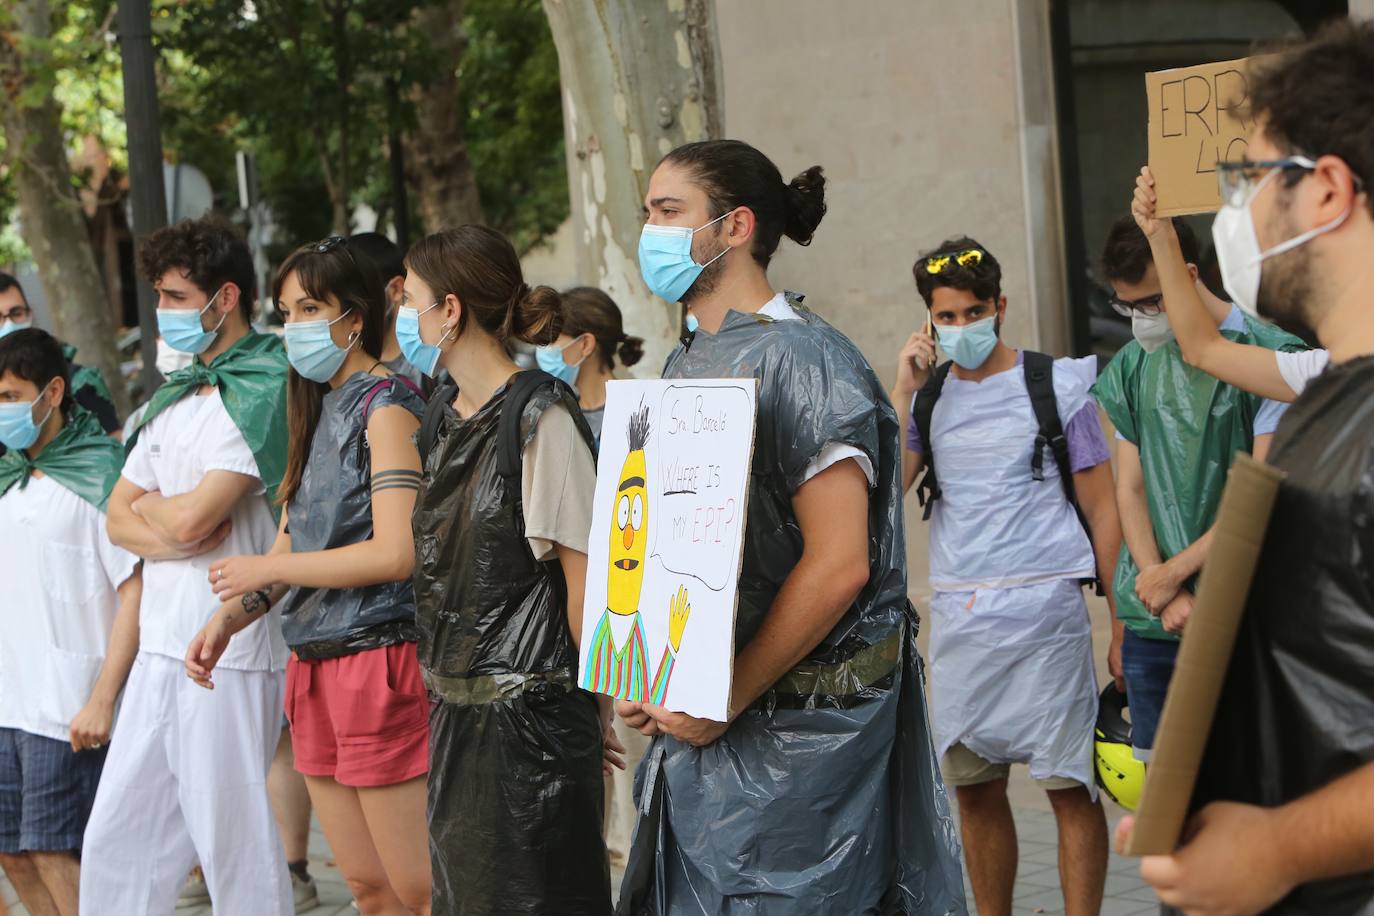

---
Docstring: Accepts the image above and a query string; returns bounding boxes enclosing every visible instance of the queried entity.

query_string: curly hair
[137,217,256,319]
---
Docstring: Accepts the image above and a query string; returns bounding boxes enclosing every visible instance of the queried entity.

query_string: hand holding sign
[1146,56,1264,216]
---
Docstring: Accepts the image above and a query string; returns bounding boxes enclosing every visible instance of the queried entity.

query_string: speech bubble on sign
[649,384,755,592]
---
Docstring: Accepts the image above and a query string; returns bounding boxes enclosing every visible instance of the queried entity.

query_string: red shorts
[285,642,430,787]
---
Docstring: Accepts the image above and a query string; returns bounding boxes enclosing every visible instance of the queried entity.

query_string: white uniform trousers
[80,652,291,915]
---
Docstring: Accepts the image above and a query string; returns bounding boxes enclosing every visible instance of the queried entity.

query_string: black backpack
[912,351,1101,592]
[416,369,567,482]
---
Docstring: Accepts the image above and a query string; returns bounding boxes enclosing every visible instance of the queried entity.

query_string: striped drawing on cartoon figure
[577,380,758,720]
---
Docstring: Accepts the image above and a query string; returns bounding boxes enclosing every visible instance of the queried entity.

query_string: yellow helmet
[1094,684,1145,812]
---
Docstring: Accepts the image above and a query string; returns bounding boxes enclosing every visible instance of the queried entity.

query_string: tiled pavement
[3,589,1160,914]
[1,802,1162,915]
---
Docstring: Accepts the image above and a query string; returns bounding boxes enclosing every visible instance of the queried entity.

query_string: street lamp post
[117,0,168,396]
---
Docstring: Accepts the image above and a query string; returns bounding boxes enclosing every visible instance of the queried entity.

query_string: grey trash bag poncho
[412,375,611,916]
[281,374,426,657]
[618,296,966,916]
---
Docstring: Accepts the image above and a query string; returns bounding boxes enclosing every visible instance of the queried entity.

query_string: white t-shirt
[1275,348,1331,397]
[0,475,140,741]
[756,293,876,488]
[120,390,287,671]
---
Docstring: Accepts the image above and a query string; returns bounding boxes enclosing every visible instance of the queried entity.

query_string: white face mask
[1212,169,1350,320]
[155,337,193,376]
[1131,311,1175,354]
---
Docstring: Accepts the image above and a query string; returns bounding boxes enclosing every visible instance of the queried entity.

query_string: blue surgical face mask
[535,337,585,387]
[284,309,358,383]
[0,384,55,451]
[936,315,1000,370]
[0,318,32,339]
[157,287,227,355]
[637,212,731,303]
[395,302,452,378]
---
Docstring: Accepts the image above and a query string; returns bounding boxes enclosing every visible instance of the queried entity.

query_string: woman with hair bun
[618,140,966,914]
[535,286,644,447]
[394,225,616,915]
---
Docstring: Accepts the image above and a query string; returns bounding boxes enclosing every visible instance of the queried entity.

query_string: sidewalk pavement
[2,594,1164,915]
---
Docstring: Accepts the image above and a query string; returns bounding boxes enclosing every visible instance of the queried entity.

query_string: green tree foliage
[1,0,569,267]
[460,0,567,253]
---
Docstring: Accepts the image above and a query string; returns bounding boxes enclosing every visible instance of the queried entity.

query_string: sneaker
[175,869,210,910]
[292,871,319,913]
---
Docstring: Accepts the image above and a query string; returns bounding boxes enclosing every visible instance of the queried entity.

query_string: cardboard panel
[1146,57,1255,216]
[1125,453,1286,856]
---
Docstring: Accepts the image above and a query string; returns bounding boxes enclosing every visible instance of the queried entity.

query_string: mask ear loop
[692,209,737,269]
[200,286,230,335]
[432,298,459,350]
[34,381,58,430]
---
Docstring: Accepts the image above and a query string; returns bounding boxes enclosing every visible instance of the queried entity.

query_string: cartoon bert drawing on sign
[581,403,691,704]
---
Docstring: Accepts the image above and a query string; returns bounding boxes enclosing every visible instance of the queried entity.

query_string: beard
[1256,215,1320,344]
[679,230,729,307]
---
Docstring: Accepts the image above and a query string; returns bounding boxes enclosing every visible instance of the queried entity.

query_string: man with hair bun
[617,139,965,915]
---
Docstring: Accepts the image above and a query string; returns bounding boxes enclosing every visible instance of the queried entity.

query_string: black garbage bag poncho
[618,295,966,916]
[1193,355,1374,914]
[281,374,426,657]
[412,375,611,916]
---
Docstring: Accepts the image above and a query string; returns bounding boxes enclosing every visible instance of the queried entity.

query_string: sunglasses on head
[924,248,985,275]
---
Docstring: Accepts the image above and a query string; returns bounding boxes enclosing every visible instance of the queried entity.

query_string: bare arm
[557,544,588,649]
[1130,761,1374,912]
[729,458,872,715]
[1074,461,1122,612]
[1115,439,1162,572]
[133,469,260,546]
[1135,167,1298,402]
[1075,458,1127,688]
[107,476,232,560]
[891,331,935,494]
[69,566,143,752]
[209,406,422,600]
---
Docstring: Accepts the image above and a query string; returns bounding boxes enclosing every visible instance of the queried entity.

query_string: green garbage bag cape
[125,330,289,513]
[0,405,125,511]
[1091,315,1304,640]
[59,342,122,432]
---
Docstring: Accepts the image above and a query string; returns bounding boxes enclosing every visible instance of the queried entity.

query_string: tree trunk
[0,0,130,416]
[408,0,485,235]
[542,0,723,375]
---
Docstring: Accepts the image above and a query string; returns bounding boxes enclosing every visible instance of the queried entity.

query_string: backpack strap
[358,375,427,464]
[913,361,954,521]
[417,378,458,468]
[497,370,566,481]
[1023,351,1103,595]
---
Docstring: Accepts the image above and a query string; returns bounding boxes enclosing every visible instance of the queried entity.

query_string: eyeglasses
[0,304,31,322]
[1215,156,1318,209]
[1108,292,1164,318]
[924,248,985,275]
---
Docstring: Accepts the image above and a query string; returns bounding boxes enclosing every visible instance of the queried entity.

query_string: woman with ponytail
[395,225,616,914]
[534,286,644,447]
[187,237,432,915]
[618,140,966,915]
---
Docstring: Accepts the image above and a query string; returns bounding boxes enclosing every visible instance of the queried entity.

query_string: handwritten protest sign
[1146,56,1257,216]
[578,379,758,720]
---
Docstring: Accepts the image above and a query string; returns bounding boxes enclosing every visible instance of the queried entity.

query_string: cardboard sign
[577,378,758,721]
[1146,57,1256,216]
[1125,454,1286,856]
